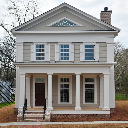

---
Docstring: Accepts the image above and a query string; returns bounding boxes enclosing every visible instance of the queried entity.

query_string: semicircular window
[52,19,77,26]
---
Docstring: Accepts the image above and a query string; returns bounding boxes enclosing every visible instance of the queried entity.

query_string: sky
[0,0,128,48]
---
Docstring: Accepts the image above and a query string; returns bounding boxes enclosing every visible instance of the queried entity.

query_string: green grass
[115,93,128,100]
[0,102,15,108]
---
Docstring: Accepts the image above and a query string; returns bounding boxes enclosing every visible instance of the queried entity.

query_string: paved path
[0,121,128,126]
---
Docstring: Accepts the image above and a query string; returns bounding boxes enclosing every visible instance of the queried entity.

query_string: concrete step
[25,110,44,114]
[24,114,44,118]
[24,118,45,122]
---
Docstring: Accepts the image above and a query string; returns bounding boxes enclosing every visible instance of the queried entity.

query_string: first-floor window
[36,45,45,60]
[85,78,94,103]
[60,78,69,103]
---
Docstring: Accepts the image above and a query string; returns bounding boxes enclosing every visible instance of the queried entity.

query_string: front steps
[24,110,45,122]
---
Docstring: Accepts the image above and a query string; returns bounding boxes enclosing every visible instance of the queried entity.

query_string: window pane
[64,78,66,82]
[67,45,69,48]
[61,57,63,60]
[64,57,67,60]
[85,89,94,103]
[61,45,63,48]
[64,45,67,48]
[61,49,63,52]
[64,84,69,88]
[60,84,63,88]
[67,78,69,82]
[36,57,45,60]
[60,89,69,102]
[85,53,94,57]
[85,84,94,88]
[85,49,94,52]
[85,57,94,60]
[36,53,45,56]
[85,78,94,82]
[85,45,94,48]
[60,78,63,82]
[67,57,69,60]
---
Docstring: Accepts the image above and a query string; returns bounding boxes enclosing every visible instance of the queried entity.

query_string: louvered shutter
[31,44,35,61]
[94,44,99,61]
[69,44,74,61]
[45,44,50,61]
[80,44,85,61]
[55,44,60,61]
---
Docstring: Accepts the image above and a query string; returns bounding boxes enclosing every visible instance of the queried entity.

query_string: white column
[47,74,53,110]
[99,74,104,108]
[75,74,81,110]
[15,66,19,108]
[103,74,110,110]
[18,74,25,110]
[26,75,31,108]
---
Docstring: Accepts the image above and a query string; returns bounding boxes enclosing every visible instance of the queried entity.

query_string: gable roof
[11,2,120,32]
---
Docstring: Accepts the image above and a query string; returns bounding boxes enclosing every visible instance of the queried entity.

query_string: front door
[35,83,45,106]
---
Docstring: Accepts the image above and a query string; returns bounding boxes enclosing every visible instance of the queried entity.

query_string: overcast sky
[0,0,128,48]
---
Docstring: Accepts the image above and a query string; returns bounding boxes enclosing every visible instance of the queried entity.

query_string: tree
[0,0,42,82]
[114,41,128,98]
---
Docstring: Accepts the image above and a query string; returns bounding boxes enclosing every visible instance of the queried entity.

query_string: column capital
[75,73,81,75]
[99,74,103,77]
[47,73,53,75]
[103,73,110,78]
[26,74,31,78]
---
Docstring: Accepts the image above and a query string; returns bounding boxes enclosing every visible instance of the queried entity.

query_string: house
[11,3,120,121]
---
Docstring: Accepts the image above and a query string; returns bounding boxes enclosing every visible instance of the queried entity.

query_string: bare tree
[0,0,42,82]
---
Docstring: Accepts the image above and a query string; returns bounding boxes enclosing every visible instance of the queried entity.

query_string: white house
[11,3,120,121]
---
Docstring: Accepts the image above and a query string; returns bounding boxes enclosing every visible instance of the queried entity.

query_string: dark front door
[35,83,45,106]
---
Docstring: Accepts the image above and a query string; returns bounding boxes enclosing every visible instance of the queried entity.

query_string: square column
[47,74,53,110]
[15,66,19,108]
[26,75,31,108]
[103,74,110,110]
[18,74,25,110]
[75,74,81,110]
[99,74,104,108]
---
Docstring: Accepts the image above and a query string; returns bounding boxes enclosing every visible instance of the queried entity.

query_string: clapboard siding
[22,42,107,63]
[23,43,32,62]
[97,42,107,62]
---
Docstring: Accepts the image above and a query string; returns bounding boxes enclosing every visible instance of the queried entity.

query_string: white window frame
[58,75,72,104]
[58,42,71,61]
[83,75,97,104]
[34,43,46,61]
[83,43,96,61]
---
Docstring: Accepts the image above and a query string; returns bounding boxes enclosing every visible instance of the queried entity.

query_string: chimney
[100,7,112,24]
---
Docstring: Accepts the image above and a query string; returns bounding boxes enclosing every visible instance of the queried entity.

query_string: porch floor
[27,108,103,111]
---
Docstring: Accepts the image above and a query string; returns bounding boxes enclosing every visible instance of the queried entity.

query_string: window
[58,76,72,104]
[85,78,94,103]
[85,45,94,60]
[52,19,77,26]
[36,45,45,60]
[60,45,69,60]
[83,76,97,104]
[60,78,69,102]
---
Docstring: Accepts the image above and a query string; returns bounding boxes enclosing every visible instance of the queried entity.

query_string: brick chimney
[100,7,112,24]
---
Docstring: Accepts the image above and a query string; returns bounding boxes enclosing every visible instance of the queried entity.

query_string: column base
[99,106,103,108]
[75,107,81,110]
[47,107,53,110]
[103,107,110,110]
[27,106,31,108]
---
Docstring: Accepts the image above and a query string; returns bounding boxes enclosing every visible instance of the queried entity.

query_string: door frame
[33,75,47,108]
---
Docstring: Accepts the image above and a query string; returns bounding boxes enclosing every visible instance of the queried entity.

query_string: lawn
[115,93,128,100]
[0,102,15,108]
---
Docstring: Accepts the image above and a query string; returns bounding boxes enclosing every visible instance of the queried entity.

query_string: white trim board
[51,110,110,114]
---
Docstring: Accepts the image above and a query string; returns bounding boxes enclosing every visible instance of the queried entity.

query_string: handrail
[43,98,47,120]
[23,99,27,120]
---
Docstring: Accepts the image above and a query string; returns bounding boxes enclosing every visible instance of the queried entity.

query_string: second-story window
[60,45,69,60]
[85,45,94,60]
[36,45,45,60]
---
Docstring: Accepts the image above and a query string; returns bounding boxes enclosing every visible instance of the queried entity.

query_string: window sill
[59,102,72,104]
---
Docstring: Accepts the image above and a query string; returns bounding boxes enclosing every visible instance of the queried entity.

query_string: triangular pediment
[47,17,83,27]
[11,2,120,33]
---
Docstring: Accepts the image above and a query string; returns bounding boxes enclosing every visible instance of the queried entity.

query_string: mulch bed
[0,100,128,122]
